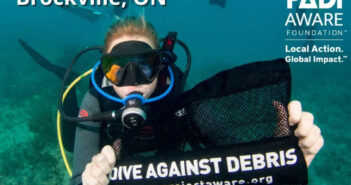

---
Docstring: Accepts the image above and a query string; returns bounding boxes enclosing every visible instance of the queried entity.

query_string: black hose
[58,46,103,122]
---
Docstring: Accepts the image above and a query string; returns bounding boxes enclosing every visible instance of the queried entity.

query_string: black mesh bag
[110,58,308,185]
[176,58,292,147]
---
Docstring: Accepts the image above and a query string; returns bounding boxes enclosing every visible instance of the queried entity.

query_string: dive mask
[101,41,162,86]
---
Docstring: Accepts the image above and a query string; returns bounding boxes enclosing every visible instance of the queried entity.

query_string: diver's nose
[124,63,143,85]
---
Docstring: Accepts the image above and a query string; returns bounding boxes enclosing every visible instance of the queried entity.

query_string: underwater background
[0,0,350,184]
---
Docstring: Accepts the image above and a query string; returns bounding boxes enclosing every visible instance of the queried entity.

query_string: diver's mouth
[127,90,144,97]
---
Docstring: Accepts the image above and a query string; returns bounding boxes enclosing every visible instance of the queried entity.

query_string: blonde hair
[104,16,159,53]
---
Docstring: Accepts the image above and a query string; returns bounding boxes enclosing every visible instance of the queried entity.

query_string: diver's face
[107,35,158,99]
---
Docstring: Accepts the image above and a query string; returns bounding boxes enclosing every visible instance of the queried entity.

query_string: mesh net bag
[175,58,292,147]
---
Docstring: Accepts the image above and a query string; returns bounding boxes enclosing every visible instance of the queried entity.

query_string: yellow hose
[57,69,93,177]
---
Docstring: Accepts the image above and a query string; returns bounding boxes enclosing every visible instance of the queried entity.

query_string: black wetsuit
[71,65,185,185]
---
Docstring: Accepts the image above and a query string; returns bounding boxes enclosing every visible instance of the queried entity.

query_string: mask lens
[101,56,123,84]
[101,52,162,85]
[137,52,161,79]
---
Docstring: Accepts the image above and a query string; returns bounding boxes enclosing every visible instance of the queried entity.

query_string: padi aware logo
[285,0,343,27]
[284,0,348,64]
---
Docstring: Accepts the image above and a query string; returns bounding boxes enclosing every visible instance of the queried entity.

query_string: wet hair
[104,16,159,53]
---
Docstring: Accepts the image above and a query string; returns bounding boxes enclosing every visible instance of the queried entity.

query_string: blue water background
[0,0,350,184]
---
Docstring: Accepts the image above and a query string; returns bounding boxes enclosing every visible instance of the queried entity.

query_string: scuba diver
[58,16,324,185]
[69,16,187,185]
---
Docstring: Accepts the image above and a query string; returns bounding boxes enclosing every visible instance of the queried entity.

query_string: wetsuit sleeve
[70,92,102,185]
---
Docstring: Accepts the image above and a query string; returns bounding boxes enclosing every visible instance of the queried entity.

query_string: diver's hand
[82,143,119,185]
[288,101,324,167]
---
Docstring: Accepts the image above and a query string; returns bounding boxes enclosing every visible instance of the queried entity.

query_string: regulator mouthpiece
[121,93,146,128]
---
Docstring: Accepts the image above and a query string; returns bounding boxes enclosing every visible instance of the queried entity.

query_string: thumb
[288,100,302,126]
[101,145,117,168]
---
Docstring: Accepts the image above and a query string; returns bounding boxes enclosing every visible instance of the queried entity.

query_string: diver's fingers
[294,112,314,138]
[92,153,113,175]
[298,125,321,148]
[90,160,103,177]
[101,145,117,168]
[84,174,101,185]
[82,163,101,185]
[301,136,324,167]
[288,101,302,126]
[90,161,109,185]
[302,134,324,155]
[90,164,109,185]
[98,175,109,185]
